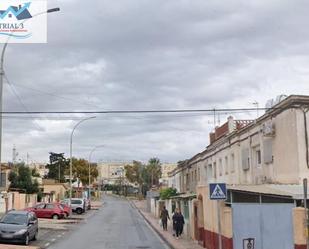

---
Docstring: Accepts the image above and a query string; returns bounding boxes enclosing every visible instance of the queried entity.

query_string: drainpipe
[302,108,309,168]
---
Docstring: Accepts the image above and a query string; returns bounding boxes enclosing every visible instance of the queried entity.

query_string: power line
[5,76,101,109]
[4,74,42,130]
[0,107,273,115]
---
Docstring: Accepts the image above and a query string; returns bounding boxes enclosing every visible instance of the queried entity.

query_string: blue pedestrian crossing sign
[209,183,227,200]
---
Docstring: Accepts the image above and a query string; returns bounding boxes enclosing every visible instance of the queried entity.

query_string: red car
[25,203,65,219]
[59,203,72,218]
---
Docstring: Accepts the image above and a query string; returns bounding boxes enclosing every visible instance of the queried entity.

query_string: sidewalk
[131,200,204,249]
[0,245,39,249]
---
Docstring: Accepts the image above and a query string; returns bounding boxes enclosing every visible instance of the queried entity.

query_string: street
[49,195,170,249]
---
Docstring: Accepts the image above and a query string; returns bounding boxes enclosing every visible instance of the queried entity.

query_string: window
[225,156,229,175]
[45,204,54,209]
[198,167,200,181]
[36,204,45,209]
[241,148,250,171]
[71,200,82,204]
[213,162,217,178]
[207,164,213,180]
[219,159,223,176]
[230,154,235,173]
[256,150,261,165]
[195,170,197,181]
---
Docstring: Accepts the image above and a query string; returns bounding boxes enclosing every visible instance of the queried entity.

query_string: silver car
[0,210,38,245]
[62,198,86,214]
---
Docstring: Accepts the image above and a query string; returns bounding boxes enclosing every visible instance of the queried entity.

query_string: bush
[160,188,177,200]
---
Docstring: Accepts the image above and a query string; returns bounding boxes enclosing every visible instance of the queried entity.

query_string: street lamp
[88,145,104,199]
[0,7,60,187]
[69,116,96,203]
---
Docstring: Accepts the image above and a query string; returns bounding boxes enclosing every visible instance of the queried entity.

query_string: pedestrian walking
[160,206,170,231]
[172,208,185,239]
[179,211,185,237]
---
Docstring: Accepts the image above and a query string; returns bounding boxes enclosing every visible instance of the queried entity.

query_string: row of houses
[151,95,309,249]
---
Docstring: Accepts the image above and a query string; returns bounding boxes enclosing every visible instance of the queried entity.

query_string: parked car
[62,198,86,214]
[0,210,38,245]
[59,203,72,218]
[25,203,65,219]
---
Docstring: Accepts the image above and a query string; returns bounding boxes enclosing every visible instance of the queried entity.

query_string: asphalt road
[49,195,170,249]
[33,228,68,249]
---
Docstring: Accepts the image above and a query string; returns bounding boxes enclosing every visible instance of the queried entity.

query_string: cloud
[1,0,309,163]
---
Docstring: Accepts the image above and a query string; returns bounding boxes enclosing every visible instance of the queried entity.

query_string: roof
[185,95,309,167]
[7,210,30,215]
[228,184,304,200]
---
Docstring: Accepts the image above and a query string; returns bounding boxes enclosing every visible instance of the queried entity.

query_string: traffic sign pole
[304,178,308,249]
[217,200,222,249]
[209,183,226,249]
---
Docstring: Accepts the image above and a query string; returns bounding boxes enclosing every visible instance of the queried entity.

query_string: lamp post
[0,7,60,187]
[69,116,96,204]
[88,145,104,199]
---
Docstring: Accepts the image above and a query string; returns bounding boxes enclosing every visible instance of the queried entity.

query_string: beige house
[97,162,129,185]
[160,163,177,186]
[41,179,68,202]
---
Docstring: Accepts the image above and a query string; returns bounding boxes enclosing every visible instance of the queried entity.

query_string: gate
[232,203,294,249]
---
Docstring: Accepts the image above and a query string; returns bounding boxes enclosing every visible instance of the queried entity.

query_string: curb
[130,200,175,249]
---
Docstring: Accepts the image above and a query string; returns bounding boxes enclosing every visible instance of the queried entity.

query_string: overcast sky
[2,0,309,164]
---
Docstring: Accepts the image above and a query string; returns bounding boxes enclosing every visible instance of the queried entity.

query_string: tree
[71,158,99,186]
[46,152,69,182]
[125,159,162,194]
[8,163,40,194]
[146,158,162,187]
[31,168,40,177]
[125,160,144,184]
[125,161,144,193]
[160,187,177,200]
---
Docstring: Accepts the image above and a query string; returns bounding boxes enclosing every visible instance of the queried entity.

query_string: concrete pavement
[49,195,170,249]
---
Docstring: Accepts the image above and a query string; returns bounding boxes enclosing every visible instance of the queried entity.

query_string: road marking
[62,232,65,235]
[45,242,50,247]
[57,234,62,238]
[51,238,56,242]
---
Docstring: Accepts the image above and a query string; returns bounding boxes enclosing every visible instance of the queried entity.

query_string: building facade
[97,162,129,185]
[167,95,309,249]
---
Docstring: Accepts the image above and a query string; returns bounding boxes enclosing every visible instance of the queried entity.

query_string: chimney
[228,116,235,133]
[19,5,22,10]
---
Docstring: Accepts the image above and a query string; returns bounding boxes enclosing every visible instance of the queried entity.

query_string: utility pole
[58,163,61,183]
[0,7,60,188]
[213,108,216,129]
[26,153,29,166]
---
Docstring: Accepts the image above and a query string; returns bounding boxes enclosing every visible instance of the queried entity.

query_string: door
[194,205,199,241]
[28,213,37,238]
[232,203,294,249]
[45,204,55,218]
[35,203,46,218]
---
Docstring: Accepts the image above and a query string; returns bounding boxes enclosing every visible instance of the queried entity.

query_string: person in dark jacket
[179,211,185,236]
[172,208,185,239]
[160,206,170,231]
